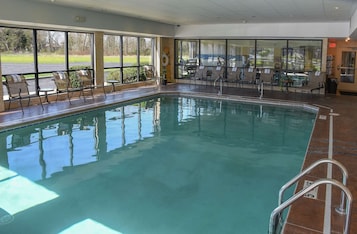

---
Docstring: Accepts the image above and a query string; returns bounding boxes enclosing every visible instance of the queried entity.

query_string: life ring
[162,53,169,67]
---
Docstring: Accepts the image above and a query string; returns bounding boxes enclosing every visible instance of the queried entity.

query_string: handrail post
[269,179,352,234]
[278,159,348,214]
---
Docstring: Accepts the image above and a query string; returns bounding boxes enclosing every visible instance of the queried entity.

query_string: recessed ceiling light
[335,6,339,10]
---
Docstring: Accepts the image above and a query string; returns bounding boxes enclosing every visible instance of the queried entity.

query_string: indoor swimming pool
[0,95,317,234]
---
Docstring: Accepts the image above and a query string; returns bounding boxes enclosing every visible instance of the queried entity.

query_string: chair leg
[19,98,24,114]
[38,96,44,110]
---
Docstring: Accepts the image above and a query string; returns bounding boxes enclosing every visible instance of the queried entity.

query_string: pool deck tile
[1,83,357,233]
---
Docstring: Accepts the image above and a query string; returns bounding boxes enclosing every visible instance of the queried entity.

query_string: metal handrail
[269,178,352,234]
[214,75,223,95]
[278,158,348,214]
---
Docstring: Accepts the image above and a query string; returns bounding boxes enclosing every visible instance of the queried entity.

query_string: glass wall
[103,35,122,82]
[0,28,35,75]
[103,34,155,84]
[36,30,66,90]
[287,40,322,72]
[175,40,199,79]
[256,40,286,69]
[68,32,93,70]
[227,40,255,68]
[200,40,226,67]
[175,38,323,80]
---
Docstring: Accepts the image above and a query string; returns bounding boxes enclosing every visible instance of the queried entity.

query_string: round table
[39,88,54,103]
[107,80,120,92]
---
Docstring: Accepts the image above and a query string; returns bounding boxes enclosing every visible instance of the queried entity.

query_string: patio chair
[226,67,239,87]
[4,74,43,113]
[309,71,326,94]
[53,71,83,103]
[77,69,107,98]
[239,68,255,87]
[190,65,205,86]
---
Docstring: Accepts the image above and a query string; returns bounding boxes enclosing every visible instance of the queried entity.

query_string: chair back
[260,68,273,81]
[226,67,239,82]
[308,71,326,88]
[5,74,30,98]
[193,65,205,80]
[76,70,93,87]
[53,71,71,91]
[211,66,224,80]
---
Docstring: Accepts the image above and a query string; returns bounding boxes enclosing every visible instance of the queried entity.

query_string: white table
[107,80,120,92]
[39,88,54,103]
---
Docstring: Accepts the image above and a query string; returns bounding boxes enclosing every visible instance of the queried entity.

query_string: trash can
[326,78,338,94]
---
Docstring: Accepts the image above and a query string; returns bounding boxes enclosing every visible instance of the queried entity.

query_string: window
[200,40,226,67]
[287,40,322,72]
[36,30,66,90]
[68,32,93,70]
[175,40,199,78]
[227,40,255,68]
[139,38,153,65]
[256,40,286,70]
[103,35,122,83]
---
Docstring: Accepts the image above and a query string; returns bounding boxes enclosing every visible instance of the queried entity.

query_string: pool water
[0,96,316,234]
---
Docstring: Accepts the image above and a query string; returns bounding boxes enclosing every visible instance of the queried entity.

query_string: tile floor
[1,83,356,233]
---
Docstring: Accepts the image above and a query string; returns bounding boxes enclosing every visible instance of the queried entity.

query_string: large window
[139,37,153,65]
[0,27,95,100]
[103,35,122,82]
[287,40,322,72]
[0,28,35,75]
[227,40,255,68]
[103,34,155,84]
[256,40,286,70]
[37,30,66,73]
[200,40,226,67]
[68,32,93,70]
[175,40,199,78]
[175,38,323,80]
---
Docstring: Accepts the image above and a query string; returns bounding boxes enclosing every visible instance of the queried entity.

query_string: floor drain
[303,180,318,199]
[0,209,14,225]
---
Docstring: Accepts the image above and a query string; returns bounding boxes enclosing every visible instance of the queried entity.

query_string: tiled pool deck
[0,83,356,233]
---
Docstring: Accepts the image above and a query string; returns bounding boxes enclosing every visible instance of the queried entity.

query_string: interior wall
[175,22,350,39]
[0,0,175,37]
[160,38,175,83]
[0,56,4,112]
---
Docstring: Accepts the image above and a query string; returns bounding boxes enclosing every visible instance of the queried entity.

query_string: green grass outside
[1,54,150,64]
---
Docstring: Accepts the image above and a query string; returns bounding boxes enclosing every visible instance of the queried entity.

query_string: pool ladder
[214,76,223,95]
[268,158,352,234]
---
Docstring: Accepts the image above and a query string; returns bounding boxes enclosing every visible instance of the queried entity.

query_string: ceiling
[30,0,357,26]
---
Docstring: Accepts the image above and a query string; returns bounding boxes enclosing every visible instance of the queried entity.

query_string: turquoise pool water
[0,96,316,234]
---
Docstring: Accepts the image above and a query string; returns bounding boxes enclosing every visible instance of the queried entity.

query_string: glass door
[339,51,356,83]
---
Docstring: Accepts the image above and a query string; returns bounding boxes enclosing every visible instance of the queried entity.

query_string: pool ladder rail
[213,76,223,96]
[268,158,352,234]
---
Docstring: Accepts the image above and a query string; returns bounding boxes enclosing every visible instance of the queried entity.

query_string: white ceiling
[29,0,357,25]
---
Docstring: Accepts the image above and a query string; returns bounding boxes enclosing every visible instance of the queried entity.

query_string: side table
[107,80,120,92]
[39,88,54,103]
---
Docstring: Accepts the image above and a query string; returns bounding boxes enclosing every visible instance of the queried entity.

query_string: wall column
[94,31,104,86]
[0,55,5,112]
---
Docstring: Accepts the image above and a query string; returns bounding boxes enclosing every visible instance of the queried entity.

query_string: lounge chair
[76,69,106,98]
[226,67,239,87]
[4,74,43,113]
[53,71,83,103]
[309,71,326,94]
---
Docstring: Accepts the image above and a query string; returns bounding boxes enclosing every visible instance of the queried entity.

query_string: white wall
[350,9,357,39]
[0,0,175,37]
[175,22,351,39]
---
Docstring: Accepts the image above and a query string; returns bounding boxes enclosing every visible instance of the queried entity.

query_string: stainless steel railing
[278,158,348,214]
[269,178,352,234]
